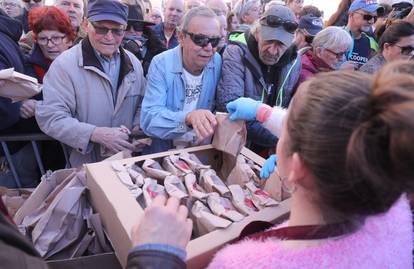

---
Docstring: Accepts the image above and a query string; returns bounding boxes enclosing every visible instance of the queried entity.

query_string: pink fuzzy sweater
[207,196,413,269]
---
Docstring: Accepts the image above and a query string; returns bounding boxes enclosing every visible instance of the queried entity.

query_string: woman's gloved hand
[260,154,277,179]
[226,97,261,121]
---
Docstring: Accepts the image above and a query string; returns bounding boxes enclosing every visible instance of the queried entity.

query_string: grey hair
[178,6,218,32]
[312,26,353,53]
[233,0,260,23]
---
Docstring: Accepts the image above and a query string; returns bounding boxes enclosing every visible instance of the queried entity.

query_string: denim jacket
[140,45,222,153]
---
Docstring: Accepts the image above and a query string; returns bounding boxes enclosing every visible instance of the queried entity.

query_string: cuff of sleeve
[256,104,273,123]
[75,124,96,154]
[129,243,187,262]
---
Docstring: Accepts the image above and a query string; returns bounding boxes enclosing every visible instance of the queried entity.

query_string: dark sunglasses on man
[182,30,221,48]
[260,15,298,34]
[355,12,378,23]
[91,22,125,37]
[395,45,414,56]
[22,0,42,3]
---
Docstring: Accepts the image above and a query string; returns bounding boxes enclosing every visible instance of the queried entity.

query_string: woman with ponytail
[127,61,414,269]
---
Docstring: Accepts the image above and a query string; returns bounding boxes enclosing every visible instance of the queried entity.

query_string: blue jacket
[0,10,25,130]
[140,45,222,153]
[151,23,179,49]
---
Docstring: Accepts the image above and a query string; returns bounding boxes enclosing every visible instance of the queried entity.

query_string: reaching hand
[260,154,277,179]
[185,109,217,141]
[90,127,135,153]
[131,196,193,249]
[20,99,38,119]
[226,97,261,121]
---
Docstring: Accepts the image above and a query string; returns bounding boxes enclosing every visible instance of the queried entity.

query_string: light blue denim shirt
[94,49,121,104]
[140,45,222,152]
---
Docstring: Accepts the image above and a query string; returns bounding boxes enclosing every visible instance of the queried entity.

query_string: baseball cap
[259,5,297,46]
[87,0,129,25]
[298,15,323,36]
[349,0,382,13]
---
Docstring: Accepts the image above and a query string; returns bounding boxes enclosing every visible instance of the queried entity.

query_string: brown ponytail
[287,61,414,221]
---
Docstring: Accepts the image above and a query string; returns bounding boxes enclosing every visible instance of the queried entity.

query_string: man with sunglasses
[141,6,222,153]
[294,14,323,50]
[36,0,146,168]
[345,0,381,69]
[216,4,301,151]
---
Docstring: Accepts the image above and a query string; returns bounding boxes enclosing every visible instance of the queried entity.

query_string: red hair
[29,6,76,42]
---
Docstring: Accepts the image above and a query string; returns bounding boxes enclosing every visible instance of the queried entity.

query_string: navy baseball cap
[349,0,381,13]
[298,15,323,36]
[87,0,129,25]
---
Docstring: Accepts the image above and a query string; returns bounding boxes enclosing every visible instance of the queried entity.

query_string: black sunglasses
[91,22,125,37]
[260,15,298,34]
[324,48,348,60]
[22,0,42,3]
[127,22,144,32]
[355,12,378,23]
[183,30,221,48]
[395,45,414,56]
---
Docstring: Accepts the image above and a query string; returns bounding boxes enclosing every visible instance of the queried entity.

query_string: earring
[281,176,297,194]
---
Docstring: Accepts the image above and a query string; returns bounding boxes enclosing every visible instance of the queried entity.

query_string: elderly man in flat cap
[36,0,146,168]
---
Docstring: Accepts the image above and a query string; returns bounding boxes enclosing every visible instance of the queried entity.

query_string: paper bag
[227,155,260,187]
[212,113,247,157]
[0,68,41,102]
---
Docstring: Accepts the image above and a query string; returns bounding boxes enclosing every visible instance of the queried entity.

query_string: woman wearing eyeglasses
[360,21,414,74]
[296,26,353,87]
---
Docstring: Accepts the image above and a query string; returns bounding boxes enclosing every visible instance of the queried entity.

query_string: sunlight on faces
[351,10,377,33]
[164,0,184,27]
[87,20,125,58]
[37,29,72,60]
[384,35,414,61]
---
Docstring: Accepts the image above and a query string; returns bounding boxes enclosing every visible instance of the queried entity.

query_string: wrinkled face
[164,0,184,28]
[36,29,72,60]
[242,3,260,25]
[317,46,348,70]
[256,31,288,65]
[149,9,163,24]
[384,35,414,61]
[350,10,377,32]
[179,16,220,74]
[288,0,303,15]
[87,20,125,58]
[22,0,44,11]
[1,0,22,17]
[55,0,84,29]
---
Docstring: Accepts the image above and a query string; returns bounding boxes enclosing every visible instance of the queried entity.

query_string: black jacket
[126,249,186,269]
[0,10,26,130]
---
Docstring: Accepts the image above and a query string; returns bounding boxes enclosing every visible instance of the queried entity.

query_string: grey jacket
[359,53,386,74]
[216,32,301,147]
[36,38,145,168]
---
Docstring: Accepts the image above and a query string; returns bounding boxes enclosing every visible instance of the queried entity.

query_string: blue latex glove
[260,154,277,179]
[226,97,261,121]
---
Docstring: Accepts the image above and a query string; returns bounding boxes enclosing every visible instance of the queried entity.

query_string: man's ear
[315,47,323,58]
[178,30,185,45]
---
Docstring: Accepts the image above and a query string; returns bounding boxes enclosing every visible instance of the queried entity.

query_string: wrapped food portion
[184,173,209,200]
[227,155,261,187]
[228,184,258,215]
[200,169,229,196]
[142,178,167,208]
[245,182,278,209]
[162,156,186,177]
[178,152,211,173]
[191,200,232,235]
[164,175,188,200]
[142,159,172,180]
[207,193,245,222]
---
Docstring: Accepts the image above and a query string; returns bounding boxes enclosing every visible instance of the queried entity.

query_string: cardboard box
[85,145,291,269]
[47,252,122,269]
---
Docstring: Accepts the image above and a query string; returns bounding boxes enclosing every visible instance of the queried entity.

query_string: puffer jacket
[216,31,301,148]
[36,38,145,168]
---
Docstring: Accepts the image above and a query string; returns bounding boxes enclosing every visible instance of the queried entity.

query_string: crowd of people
[0,0,414,267]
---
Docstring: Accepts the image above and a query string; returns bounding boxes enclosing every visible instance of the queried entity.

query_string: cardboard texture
[85,145,290,269]
[0,68,41,102]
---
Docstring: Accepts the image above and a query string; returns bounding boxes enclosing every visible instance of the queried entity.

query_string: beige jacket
[36,38,145,168]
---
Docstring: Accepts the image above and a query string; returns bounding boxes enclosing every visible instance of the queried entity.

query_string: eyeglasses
[91,22,125,37]
[37,35,66,45]
[260,15,298,34]
[182,30,221,48]
[354,12,378,23]
[1,2,19,7]
[22,0,42,3]
[127,22,144,32]
[395,45,414,56]
[324,48,348,60]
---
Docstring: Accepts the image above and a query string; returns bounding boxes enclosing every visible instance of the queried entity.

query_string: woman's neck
[288,190,327,227]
